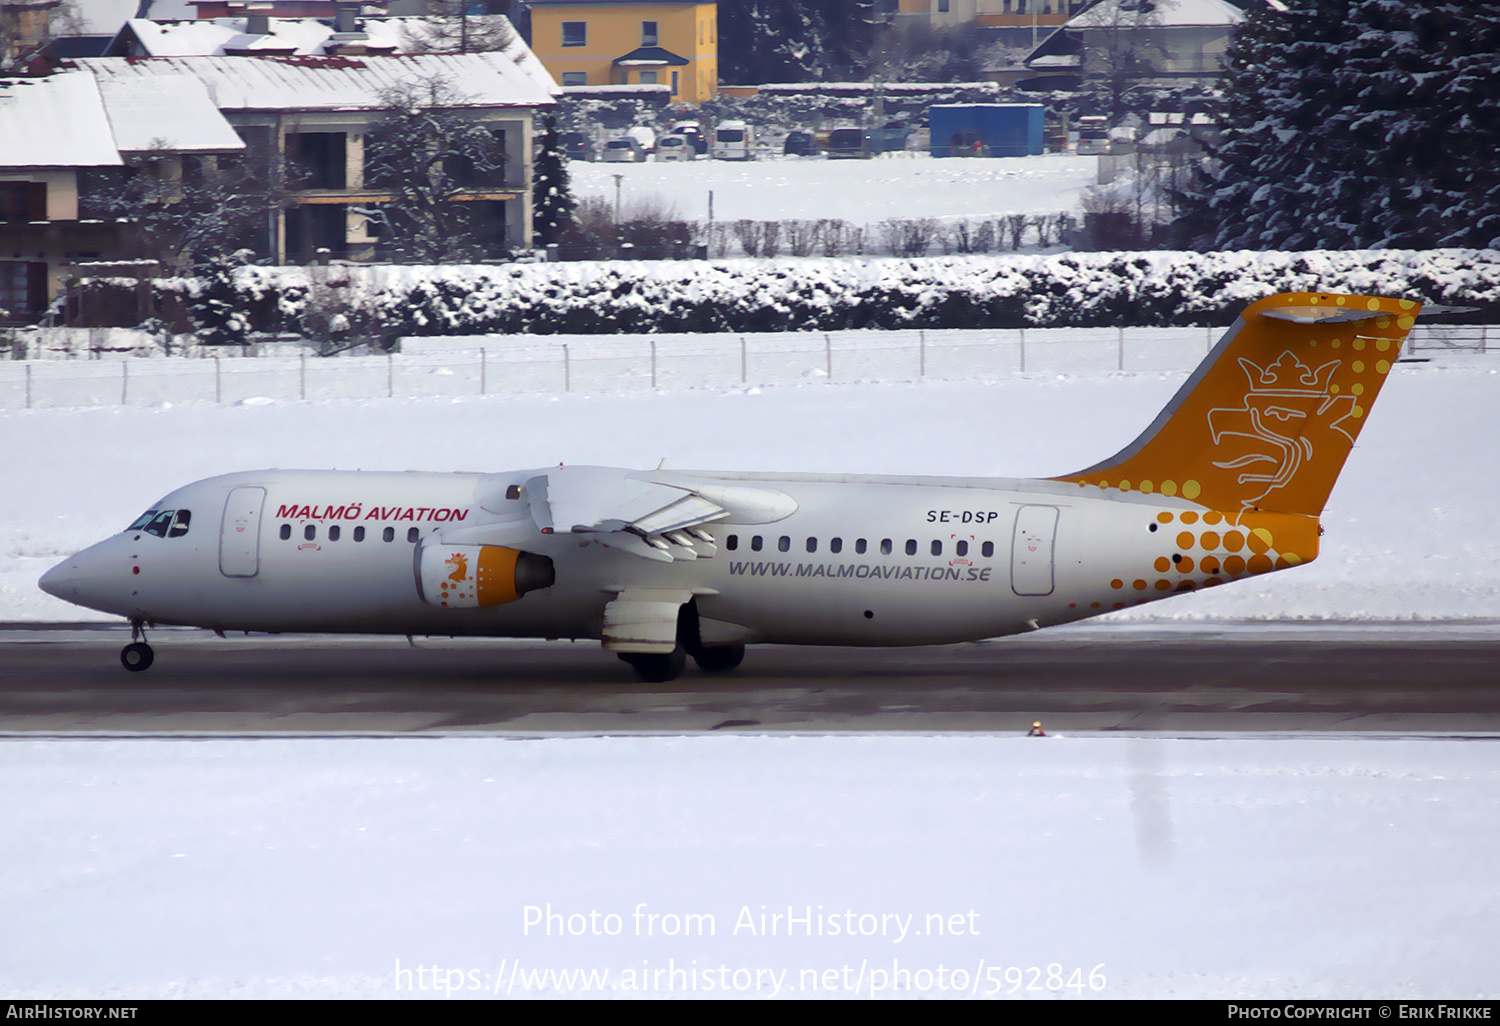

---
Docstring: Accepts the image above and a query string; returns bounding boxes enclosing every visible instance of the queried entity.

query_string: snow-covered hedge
[156,249,1500,337]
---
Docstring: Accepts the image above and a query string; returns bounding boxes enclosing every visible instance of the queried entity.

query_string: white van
[712,120,752,161]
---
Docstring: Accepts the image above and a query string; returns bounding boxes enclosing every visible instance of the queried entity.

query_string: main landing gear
[121,620,154,672]
[618,643,746,683]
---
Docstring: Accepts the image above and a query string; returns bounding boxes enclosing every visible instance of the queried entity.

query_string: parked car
[869,121,909,154]
[656,134,695,161]
[560,131,593,162]
[671,120,707,155]
[783,130,816,156]
[712,120,752,161]
[626,125,656,157]
[601,138,643,163]
[826,127,868,159]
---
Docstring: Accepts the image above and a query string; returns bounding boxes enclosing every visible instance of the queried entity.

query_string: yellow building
[527,0,717,104]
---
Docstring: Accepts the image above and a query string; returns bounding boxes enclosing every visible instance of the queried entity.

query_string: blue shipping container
[928,104,1045,158]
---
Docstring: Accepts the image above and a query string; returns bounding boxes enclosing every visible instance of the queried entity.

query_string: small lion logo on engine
[445,552,469,582]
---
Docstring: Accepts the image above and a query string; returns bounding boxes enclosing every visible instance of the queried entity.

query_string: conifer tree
[1185,0,1500,250]
[532,115,575,247]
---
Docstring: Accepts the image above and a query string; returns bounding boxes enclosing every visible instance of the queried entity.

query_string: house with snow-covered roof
[1017,0,1275,92]
[77,46,557,265]
[0,69,243,322]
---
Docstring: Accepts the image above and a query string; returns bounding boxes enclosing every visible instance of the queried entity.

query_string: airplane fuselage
[44,466,1314,648]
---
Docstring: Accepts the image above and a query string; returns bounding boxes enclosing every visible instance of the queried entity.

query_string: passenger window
[383,527,395,543]
[981,541,994,558]
[956,540,968,557]
[329,525,340,542]
[304,525,316,541]
[855,539,867,555]
[905,539,917,556]
[144,511,175,537]
[354,526,365,542]
[806,538,817,553]
[931,540,942,556]
[407,527,419,543]
[751,536,763,551]
[726,535,738,551]
[778,536,790,552]
[280,524,291,541]
[168,510,191,537]
[880,539,892,555]
[830,538,842,554]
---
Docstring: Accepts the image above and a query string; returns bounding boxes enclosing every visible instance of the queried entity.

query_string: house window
[642,20,657,45]
[639,70,657,85]
[289,132,346,190]
[0,182,47,222]
[561,72,588,86]
[671,70,679,95]
[937,0,949,10]
[0,261,47,321]
[562,21,585,47]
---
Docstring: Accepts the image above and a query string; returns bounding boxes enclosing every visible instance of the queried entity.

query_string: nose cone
[39,538,136,616]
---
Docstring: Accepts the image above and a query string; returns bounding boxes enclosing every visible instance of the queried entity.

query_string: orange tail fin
[1054,292,1420,517]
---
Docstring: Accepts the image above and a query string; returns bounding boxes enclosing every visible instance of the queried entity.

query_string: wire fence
[0,325,1491,412]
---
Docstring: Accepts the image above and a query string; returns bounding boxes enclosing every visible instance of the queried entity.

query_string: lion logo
[445,552,469,583]
[1206,351,1356,509]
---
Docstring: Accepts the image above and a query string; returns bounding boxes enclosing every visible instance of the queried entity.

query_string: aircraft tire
[619,648,686,683]
[120,642,154,673]
[692,644,745,673]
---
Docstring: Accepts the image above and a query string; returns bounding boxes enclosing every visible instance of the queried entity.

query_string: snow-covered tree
[362,75,510,262]
[532,115,574,247]
[718,0,875,83]
[81,141,280,270]
[1184,0,1500,250]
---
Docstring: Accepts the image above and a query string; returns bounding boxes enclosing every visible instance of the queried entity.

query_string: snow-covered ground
[569,152,1096,227]
[4,734,1500,998]
[6,350,1500,1000]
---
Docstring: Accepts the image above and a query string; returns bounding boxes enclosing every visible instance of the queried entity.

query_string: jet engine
[416,543,554,609]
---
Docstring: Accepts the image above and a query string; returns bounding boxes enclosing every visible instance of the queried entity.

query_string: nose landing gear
[121,621,154,672]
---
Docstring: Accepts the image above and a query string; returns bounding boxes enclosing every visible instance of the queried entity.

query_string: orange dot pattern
[1099,509,1321,607]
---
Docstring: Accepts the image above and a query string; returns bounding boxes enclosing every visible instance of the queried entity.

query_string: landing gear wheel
[619,647,687,683]
[692,644,745,673]
[120,642,154,672]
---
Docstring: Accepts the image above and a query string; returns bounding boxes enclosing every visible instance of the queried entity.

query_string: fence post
[563,344,570,392]
[919,330,926,377]
[1019,328,1026,373]
[480,348,487,396]
[215,354,221,404]
[740,336,747,383]
[121,360,128,405]
[1483,326,1489,355]
[1118,327,1125,372]
[825,334,832,379]
[387,353,393,398]
[25,362,31,410]
[299,354,306,401]
[651,340,657,389]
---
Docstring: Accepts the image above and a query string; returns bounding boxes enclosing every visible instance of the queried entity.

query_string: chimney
[334,3,359,33]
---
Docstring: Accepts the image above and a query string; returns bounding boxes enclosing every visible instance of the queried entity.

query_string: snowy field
[5,352,1500,999]
[5,735,1500,998]
[569,152,1096,227]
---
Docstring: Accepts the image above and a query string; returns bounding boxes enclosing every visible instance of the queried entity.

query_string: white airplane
[41,291,1421,681]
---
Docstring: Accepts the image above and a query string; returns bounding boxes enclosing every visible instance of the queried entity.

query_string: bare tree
[362,74,509,262]
[399,2,518,55]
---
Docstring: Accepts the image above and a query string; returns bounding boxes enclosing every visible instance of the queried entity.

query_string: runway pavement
[3,621,1499,736]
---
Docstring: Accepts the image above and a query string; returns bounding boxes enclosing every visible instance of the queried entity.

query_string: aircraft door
[1010,504,1058,597]
[220,486,266,578]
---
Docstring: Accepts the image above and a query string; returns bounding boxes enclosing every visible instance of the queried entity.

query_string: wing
[524,466,730,562]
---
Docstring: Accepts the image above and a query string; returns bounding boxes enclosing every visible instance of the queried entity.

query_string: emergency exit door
[220,486,266,578]
[1010,505,1058,597]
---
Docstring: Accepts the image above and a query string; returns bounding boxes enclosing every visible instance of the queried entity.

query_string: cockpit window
[168,510,191,537]
[128,510,158,531]
[143,511,175,538]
